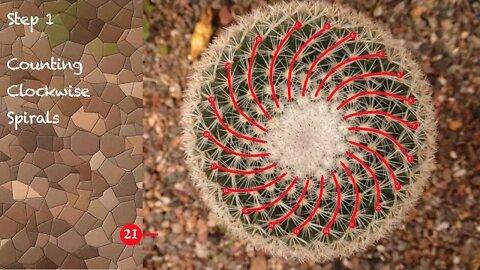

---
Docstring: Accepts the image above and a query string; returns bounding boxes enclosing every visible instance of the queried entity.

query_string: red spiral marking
[203,131,270,158]
[293,175,325,235]
[314,52,385,97]
[248,35,272,119]
[340,161,359,228]
[336,91,414,110]
[287,22,331,101]
[222,172,288,194]
[242,176,299,214]
[225,62,267,132]
[268,179,310,229]
[348,141,402,191]
[302,32,357,97]
[323,172,342,235]
[327,71,403,101]
[344,110,418,130]
[348,127,414,162]
[345,151,382,211]
[270,21,302,108]
[211,162,277,175]
[209,96,267,144]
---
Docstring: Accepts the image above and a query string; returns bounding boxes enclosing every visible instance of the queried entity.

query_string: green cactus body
[183,1,436,261]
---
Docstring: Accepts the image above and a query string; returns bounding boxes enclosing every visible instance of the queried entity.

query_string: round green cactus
[182,1,436,261]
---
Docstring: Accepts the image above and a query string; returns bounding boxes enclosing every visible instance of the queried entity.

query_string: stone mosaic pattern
[0,1,143,268]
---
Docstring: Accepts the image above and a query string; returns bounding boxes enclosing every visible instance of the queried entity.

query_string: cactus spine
[182,1,436,262]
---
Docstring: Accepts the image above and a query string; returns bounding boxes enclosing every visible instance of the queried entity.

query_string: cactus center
[265,100,348,178]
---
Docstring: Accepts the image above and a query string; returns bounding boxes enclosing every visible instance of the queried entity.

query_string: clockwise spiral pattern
[183,1,436,261]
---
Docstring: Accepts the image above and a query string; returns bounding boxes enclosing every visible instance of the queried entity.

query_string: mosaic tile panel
[0,0,143,268]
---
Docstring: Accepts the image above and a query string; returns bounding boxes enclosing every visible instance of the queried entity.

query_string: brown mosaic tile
[98,188,119,211]
[61,255,82,269]
[0,217,17,239]
[57,228,85,253]
[0,240,16,266]
[0,1,142,268]
[18,246,44,265]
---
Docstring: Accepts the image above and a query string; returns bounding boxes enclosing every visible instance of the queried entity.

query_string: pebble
[195,243,209,259]
[196,219,209,243]
[376,245,386,252]
[218,5,234,26]
[171,223,183,234]
[436,221,450,231]
[453,169,467,178]
[448,120,463,131]
[249,256,267,270]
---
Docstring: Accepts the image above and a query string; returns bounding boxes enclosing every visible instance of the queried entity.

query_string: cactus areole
[182,1,436,261]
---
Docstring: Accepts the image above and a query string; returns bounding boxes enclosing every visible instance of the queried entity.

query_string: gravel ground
[143,0,480,269]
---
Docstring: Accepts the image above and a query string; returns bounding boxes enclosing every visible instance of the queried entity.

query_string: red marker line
[340,162,359,228]
[225,62,267,132]
[348,141,401,191]
[327,71,403,101]
[222,172,288,194]
[302,32,357,97]
[343,110,418,129]
[293,175,325,235]
[348,126,414,162]
[345,151,382,211]
[211,162,277,175]
[248,35,272,119]
[203,131,270,158]
[337,91,414,110]
[287,22,331,101]
[268,179,310,229]
[270,21,303,108]
[323,172,342,235]
[314,52,385,97]
[143,232,159,237]
[209,96,267,144]
[242,176,299,214]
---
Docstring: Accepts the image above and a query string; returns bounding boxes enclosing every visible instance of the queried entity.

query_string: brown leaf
[189,7,213,60]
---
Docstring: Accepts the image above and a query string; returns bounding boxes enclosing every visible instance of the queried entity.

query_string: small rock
[373,6,383,17]
[218,5,234,26]
[169,84,182,99]
[197,219,209,242]
[460,31,469,39]
[454,169,467,178]
[393,2,405,14]
[194,243,209,259]
[185,216,197,233]
[171,223,183,234]
[435,221,450,231]
[397,240,408,251]
[448,120,462,131]
[375,263,390,270]
[250,256,267,270]
[376,245,386,252]
[410,6,426,18]
[440,19,453,31]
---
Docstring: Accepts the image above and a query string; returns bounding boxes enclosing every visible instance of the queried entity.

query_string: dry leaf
[189,7,213,60]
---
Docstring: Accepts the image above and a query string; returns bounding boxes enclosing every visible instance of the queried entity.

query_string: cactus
[182,1,436,262]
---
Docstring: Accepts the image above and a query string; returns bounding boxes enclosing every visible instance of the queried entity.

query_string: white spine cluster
[182,0,436,262]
